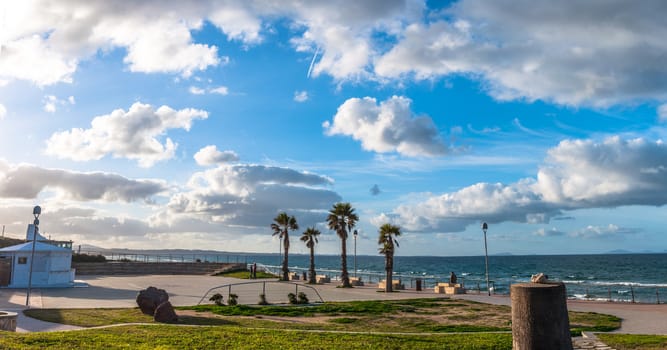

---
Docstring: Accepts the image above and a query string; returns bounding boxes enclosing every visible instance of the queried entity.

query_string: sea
[98,249,667,303]
[240,253,667,304]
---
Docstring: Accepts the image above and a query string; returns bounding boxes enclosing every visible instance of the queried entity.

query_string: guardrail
[258,264,667,304]
[78,250,249,264]
[198,281,325,305]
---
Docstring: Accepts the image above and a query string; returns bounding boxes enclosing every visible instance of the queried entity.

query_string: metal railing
[77,250,249,264]
[198,281,325,305]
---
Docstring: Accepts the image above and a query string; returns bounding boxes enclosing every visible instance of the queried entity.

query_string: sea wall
[73,262,246,276]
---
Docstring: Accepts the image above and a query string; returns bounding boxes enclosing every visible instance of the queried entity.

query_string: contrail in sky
[306,46,320,78]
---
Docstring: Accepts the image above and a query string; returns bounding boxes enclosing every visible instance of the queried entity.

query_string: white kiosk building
[0,224,75,288]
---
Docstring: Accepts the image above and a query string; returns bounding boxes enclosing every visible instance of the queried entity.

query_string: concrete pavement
[1,275,665,334]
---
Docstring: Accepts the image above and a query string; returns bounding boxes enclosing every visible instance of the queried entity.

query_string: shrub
[298,292,309,304]
[228,293,238,306]
[71,253,107,263]
[209,293,224,306]
[287,293,298,304]
[258,293,269,305]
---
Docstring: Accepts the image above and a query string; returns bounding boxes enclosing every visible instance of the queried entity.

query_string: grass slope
[0,325,513,350]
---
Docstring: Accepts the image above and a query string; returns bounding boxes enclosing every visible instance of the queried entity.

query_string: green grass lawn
[598,334,667,350]
[215,269,278,279]
[23,298,619,336]
[0,325,513,350]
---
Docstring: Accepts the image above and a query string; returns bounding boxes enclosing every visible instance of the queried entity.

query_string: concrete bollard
[0,311,17,332]
[511,282,573,350]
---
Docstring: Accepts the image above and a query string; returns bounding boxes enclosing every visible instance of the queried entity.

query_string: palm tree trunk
[282,231,289,281]
[309,245,316,284]
[386,253,393,293]
[340,231,351,287]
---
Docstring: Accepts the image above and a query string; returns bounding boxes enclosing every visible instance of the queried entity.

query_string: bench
[316,275,330,283]
[378,279,404,290]
[434,282,466,294]
[349,277,364,286]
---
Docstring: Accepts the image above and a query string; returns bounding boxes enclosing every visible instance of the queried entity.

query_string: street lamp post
[353,230,358,277]
[26,205,41,306]
[482,222,490,296]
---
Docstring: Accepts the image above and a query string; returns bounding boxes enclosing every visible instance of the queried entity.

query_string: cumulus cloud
[194,145,239,166]
[376,1,667,106]
[294,90,308,102]
[0,1,226,85]
[1,1,417,86]
[154,164,340,229]
[377,136,667,232]
[0,34,78,86]
[534,227,565,237]
[323,96,447,157]
[189,85,229,95]
[6,1,667,107]
[0,104,6,120]
[658,103,667,122]
[570,224,639,239]
[0,161,166,202]
[45,102,208,167]
[42,95,75,113]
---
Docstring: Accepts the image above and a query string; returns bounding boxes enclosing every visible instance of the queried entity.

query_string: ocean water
[238,253,667,303]
[100,249,667,303]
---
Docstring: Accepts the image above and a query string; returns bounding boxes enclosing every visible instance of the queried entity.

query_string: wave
[562,280,667,288]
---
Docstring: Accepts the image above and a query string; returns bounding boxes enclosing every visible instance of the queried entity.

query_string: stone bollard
[511,282,573,350]
[0,311,18,332]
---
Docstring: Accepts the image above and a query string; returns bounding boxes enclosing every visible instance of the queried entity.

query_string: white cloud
[376,1,667,106]
[324,96,447,157]
[42,94,76,113]
[377,136,667,232]
[210,86,229,95]
[658,103,667,122]
[0,160,166,202]
[194,145,239,166]
[6,1,667,107]
[154,163,340,229]
[45,102,208,167]
[534,227,565,237]
[0,1,226,85]
[189,86,205,95]
[0,35,77,86]
[189,85,229,95]
[0,104,6,120]
[294,90,308,102]
[43,96,57,113]
[570,224,639,239]
[1,1,416,85]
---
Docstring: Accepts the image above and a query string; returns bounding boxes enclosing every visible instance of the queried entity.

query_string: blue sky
[1,0,667,256]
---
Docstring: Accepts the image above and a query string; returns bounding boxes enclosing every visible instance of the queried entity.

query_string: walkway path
[0,275,665,336]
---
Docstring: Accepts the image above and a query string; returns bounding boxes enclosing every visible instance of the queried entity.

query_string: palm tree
[378,223,401,293]
[271,212,298,281]
[326,202,358,288]
[300,227,321,284]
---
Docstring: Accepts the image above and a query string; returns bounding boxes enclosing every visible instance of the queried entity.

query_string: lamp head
[482,222,488,233]
[33,205,41,218]
[353,229,358,237]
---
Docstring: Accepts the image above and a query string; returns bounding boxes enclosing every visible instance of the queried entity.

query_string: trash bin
[416,278,422,291]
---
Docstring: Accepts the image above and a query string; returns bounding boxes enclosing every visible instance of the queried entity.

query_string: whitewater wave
[563,280,667,288]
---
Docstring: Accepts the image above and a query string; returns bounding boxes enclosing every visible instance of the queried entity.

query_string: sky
[1,0,667,256]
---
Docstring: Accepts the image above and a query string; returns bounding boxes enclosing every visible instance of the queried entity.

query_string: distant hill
[0,237,25,248]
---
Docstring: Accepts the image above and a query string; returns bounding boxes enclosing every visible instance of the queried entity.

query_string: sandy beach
[0,274,665,335]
